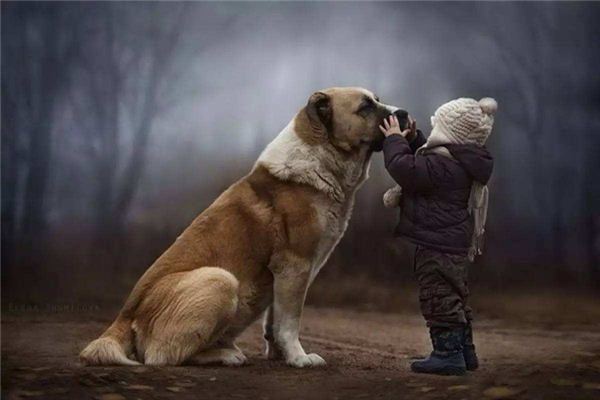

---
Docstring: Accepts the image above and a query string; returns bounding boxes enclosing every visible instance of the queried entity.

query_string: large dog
[80,87,400,368]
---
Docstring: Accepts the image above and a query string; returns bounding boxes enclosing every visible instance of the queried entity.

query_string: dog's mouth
[368,134,385,152]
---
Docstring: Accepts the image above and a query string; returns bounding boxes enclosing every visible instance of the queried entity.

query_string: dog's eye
[357,105,371,116]
[357,98,374,116]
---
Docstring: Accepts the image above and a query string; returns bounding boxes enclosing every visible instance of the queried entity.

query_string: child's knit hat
[429,97,497,147]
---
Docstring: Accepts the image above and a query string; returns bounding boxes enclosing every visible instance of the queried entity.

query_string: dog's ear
[306,91,332,135]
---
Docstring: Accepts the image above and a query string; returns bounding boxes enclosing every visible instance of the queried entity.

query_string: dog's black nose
[393,109,410,131]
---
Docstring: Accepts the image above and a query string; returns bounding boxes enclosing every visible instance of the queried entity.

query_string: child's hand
[404,116,417,142]
[379,115,402,137]
[379,115,416,138]
[383,185,402,208]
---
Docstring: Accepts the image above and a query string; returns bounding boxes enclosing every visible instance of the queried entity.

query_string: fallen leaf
[518,367,541,377]
[30,367,51,372]
[448,385,470,391]
[54,371,74,377]
[79,378,102,387]
[15,373,38,380]
[575,351,596,357]
[420,387,435,393]
[48,388,70,395]
[174,380,196,387]
[126,384,153,390]
[209,377,217,382]
[550,378,578,386]
[96,394,127,400]
[583,382,600,390]
[166,386,185,393]
[18,390,45,397]
[483,386,522,399]
[93,386,115,394]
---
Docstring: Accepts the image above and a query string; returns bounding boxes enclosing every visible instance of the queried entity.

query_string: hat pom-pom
[479,97,497,115]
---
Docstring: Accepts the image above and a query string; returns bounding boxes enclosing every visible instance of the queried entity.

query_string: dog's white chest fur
[257,119,371,284]
[308,197,353,284]
[309,158,370,284]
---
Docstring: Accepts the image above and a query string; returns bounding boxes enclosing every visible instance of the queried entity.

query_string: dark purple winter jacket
[383,131,493,255]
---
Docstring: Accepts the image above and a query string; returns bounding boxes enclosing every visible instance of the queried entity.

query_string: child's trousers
[413,246,472,328]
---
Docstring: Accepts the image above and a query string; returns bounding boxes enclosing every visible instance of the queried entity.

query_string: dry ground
[2,299,600,400]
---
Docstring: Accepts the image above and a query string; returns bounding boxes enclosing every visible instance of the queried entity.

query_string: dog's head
[301,87,404,153]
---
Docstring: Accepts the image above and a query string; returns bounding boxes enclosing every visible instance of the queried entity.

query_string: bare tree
[478,3,567,263]
[67,3,188,266]
[1,4,79,275]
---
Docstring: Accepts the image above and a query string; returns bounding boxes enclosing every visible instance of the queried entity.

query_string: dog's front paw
[383,185,402,208]
[286,353,326,368]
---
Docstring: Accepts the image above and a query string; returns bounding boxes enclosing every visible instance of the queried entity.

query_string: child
[379,97,497,375]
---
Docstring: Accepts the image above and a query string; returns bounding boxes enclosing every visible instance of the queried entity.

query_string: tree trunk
[20,7,61,242]
[111,11,184,237]
[1,5,23,274]
[91,5,120,252]
[1,81,19,274]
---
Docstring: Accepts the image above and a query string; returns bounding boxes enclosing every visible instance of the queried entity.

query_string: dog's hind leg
[135,267,239,366]
[188,343,247,366]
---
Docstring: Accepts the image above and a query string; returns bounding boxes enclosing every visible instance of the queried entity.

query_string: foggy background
[2,1,600,307]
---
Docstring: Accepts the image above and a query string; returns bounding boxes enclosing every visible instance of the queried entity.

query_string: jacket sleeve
[408,129,427,154]
[383,134,435,193]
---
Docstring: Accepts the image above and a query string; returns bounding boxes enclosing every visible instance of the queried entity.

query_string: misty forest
[3,2,599,305]
[2,2,600,400]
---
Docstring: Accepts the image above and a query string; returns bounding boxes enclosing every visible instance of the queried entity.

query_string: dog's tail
[80,315,141,366]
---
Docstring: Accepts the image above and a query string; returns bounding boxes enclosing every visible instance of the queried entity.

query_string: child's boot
[411,327,466,376]
[463,323,479,371]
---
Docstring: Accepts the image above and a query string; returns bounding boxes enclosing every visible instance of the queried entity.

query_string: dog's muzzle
[392,109,410,131]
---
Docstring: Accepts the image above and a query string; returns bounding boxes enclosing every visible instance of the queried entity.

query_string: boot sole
[411,365,466,376]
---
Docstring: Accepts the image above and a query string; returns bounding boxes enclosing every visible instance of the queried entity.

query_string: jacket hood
[446,144,493,184]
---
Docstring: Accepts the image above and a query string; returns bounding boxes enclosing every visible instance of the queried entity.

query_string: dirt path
[2,307,600,399]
